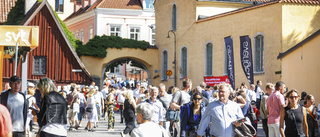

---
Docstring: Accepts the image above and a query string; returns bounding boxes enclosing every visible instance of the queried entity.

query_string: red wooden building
[2,0,93,87]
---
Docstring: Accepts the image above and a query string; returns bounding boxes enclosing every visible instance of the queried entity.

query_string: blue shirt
[197,100,244,137]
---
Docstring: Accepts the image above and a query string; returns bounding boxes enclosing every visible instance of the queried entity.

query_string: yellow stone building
[154,0,320,93]
[278,29,320,105]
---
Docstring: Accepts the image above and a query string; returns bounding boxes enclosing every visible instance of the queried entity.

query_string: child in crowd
[251,100,260,135]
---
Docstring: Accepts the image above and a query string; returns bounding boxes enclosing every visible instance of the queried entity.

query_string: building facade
[154,0,320,88]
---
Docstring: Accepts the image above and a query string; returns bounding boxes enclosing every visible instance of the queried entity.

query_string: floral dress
[106,94,115,129]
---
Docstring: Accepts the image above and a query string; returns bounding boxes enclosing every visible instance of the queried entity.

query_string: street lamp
[167,30,177,87]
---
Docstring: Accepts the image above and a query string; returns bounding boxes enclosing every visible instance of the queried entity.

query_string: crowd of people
[0,75,319,137]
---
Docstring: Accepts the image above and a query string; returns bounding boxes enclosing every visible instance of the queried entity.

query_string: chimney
[25,0,37,14]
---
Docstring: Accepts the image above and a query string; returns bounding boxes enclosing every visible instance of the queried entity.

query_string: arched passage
[101,57,152,86]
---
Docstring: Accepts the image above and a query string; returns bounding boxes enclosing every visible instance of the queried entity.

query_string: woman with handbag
[304,94,319,137]
[36,78,68,137]
[280,89,308,137]
[180,92,207,137]
[85,88,98,132]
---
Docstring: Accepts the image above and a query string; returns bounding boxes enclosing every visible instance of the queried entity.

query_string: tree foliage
[5,0,25,25]
[76,35,150,58]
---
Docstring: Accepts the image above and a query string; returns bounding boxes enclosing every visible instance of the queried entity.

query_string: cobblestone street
[28,111,266,137]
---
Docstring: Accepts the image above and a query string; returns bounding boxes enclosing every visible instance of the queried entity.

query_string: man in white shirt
[255,80,263,110]
[94,89,104,127]
[246,84,256,102]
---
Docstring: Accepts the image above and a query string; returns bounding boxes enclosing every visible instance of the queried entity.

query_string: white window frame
[144,0,154,10]
[75,30,79,39]
[110,25,121,37]
[129,26,141,40]
[180,46,187,78]
[151,27,155,45]
[204,41,213,76]
[55,0,64,13]
[89,26,93,39]
[161,49,168,80]
[223,43,228,75]
[33,56,46,75]
[253,32,265,74]
[80,29,84,42]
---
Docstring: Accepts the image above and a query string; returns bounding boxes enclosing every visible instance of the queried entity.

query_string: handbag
[166,108,179,122]
[233,119,256,137]
[166,91,183,122]
[86,107,93,113]
[247,103,257,122]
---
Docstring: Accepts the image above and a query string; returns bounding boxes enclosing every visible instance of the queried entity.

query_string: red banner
[204,76,230,86]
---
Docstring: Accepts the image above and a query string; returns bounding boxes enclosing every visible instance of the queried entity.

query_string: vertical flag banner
[224,36,235,90]
[240,35,254,84]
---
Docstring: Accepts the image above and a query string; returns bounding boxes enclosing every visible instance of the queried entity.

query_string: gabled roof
[20,0,92,80]
[277,29,320,59]
[0,0,18,24]
[197,0,320,23]
[64,0,142,21]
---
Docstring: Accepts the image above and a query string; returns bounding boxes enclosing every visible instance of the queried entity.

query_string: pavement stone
[29,111,266,137]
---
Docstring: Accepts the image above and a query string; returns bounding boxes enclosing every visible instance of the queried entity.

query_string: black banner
[240,35,254,84]
[224,36,235,90]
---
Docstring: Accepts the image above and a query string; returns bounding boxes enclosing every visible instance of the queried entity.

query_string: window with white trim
[181,47,187,78]
[162,50,168,80]
[130,27,140,40]
[224,45,228,75]
[151,28,155,45]
[144,0,154,10]
[80,29,84,42]
[110,25,121,37]
[255,35,264,72]
[55,0,63,12]
[75,30,79,39]
[172,4,177,30]
[89,26,93,39]
[205,43,213,76]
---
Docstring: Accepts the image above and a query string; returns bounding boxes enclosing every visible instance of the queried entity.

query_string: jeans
[262,118,269,137]
[268,122,281,137]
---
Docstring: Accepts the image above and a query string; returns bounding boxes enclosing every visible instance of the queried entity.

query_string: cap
[251,100,256,105]
[27,82,35,87]
[9,76,21,83]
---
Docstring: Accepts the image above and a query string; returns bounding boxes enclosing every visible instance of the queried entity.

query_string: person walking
[280,89,308,137]
[180,92,207,137]
[0,104,12,137]
[197,83,244,137]
[26,87,40,136]
[85,88,98,132]
[260,83,274,137]
[130,103,169,137]
[121,90,136,137]
[1,76,28,137]
[36,78,68,137]
[106,88,116,131]
[266,81,286,137]
[303,94,319,137]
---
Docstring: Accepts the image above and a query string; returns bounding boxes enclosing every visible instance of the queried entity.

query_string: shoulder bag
[165,91,182,122]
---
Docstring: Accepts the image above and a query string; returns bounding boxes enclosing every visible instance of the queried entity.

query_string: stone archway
[101,57,152,87]
[80,47,159,89]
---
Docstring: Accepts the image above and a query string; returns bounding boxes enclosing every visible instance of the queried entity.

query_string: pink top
[266,90,285,124]
[0,104,12,136]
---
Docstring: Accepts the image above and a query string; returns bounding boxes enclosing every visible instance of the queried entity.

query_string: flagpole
[14,42,19,75]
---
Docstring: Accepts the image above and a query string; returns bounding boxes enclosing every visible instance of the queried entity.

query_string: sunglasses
[194,98,202,100]
[289,96,299,99]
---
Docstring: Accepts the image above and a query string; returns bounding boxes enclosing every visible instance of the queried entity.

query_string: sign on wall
[204,75,230,86]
